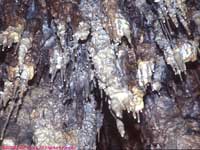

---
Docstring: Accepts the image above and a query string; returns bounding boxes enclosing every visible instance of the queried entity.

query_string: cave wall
[0,0,199,149]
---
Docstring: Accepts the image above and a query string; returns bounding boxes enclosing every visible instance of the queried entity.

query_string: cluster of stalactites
[153,0,190,34]
[152,0,200,78]
[0,23,35,104]
[164,39,198,76]
[0,20,36,140]
[77,0,145,137]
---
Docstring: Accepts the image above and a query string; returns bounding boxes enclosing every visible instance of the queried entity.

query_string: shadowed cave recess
[0,0,199,149]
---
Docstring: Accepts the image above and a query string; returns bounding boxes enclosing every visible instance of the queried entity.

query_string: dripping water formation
[0,0,199,149]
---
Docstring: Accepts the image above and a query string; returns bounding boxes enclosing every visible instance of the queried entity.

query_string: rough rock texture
[0,0,199,149]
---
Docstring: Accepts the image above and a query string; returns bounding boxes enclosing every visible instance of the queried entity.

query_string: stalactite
[0,0,199,149]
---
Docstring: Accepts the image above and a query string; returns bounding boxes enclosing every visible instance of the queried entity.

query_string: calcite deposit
[0,0,199,149]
